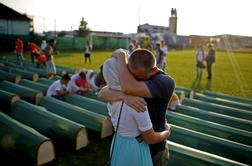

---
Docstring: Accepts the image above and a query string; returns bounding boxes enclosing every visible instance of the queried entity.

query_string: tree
[78,17,90,37]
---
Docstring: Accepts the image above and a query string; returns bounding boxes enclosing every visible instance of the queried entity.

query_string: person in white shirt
[101,51,170,166]
[67,69,90,94]
[196,45,205,78]
[46,74,71,100]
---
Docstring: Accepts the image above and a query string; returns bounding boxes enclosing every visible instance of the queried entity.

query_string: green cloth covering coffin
[37,77,54,86]
[82,91,103,102]
[39,96,113,138]
[166,111,252,146]
[175,104,252,132]
[0,65,11,72]
[204,90,252,105]
[194,93,252,111]
[167,141,246,166]
[19,79,49,95]
[55,65,76,74]
[175,86,194,98]
[26,67,48,77]
[0,89,20,112]
[0,70,21,83]
[0,111,55,165]
[10,100,89,150]
[0,80,43,105]
[10,68,39,81]
[168,124,252,165]
[64,93,108,116]
[182,98,252,121]
[2,61,24,70]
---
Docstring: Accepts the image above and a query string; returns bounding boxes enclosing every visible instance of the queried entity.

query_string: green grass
[1,49,252,165]
[52,49,252,99]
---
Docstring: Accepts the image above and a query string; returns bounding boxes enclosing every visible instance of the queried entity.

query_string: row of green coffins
[0,56,76,76]
[182,98,252,121]
[0,111,55,165]
[60,93,252,164]
[194,93,252,111]
[1,108,246,166]
[203,90,252,105]
[0,90,89,150]
[175,104,252,132]
[0,90,250,165]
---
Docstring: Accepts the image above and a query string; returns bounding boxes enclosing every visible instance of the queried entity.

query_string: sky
[1,0,252,36]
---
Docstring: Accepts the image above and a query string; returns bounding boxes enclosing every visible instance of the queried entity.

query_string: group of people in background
[15,39,93,79]
[46,66,105,100]
[15,38,59,79]
[196,44,216,80]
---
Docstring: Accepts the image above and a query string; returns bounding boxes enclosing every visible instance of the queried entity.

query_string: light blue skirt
[110,134,153,166]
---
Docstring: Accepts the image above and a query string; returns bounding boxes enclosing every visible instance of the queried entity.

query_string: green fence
[0,34,129,51]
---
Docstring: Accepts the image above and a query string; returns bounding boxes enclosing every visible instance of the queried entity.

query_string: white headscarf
[103,57,121,91]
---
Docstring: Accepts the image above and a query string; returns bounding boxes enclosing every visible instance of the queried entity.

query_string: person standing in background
[160,40,168,70]
[155,42,166,71]
[27,42,40,63]
[205,44,215,80]
[44,39,58,79]
[196,45,205,78]
[84,41,92,64]
[15,38,24,61]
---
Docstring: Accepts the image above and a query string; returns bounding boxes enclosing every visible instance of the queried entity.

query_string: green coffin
[2,61,24,69]
[0,90,20,112]
[56,65,76,74]
[0,111,55,165]
[10,68,39,81]
[176,105,252,132]
[167,141,246,166]
[182,98,252,121]
[0,70,21,83]
[19,79,49,95]
[0,65,11,72]
[37,77,54,86]
[82,91,104,102]
[39,96,113,138]
[204,90,252,105]
[168,124,252,165]
[194,93,252,111]
[167,111,252,146]
[10,100,89,150]
[64,93,108,116]
[175,86,194,98]
[25,67,47,77]
[0,80,43,104]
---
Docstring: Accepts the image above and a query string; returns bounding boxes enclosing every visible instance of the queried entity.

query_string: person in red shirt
[27,42,40,63]
[15,38,24,61]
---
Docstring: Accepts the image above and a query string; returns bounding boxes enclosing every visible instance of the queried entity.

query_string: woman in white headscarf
[102,52,170,166]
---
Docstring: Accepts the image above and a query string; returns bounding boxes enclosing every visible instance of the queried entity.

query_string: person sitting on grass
[46,73,71,100]
[67,69,91,95]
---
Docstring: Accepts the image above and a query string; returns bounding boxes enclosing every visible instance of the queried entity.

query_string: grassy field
[2,49,251,98]
[52,49,252,99]
[0,49,252,166]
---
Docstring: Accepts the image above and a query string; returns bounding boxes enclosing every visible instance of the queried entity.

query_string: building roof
[0,2,31,20]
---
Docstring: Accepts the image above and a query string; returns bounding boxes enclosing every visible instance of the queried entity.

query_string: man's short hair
[61,73,71,81]
[129,49,156,70]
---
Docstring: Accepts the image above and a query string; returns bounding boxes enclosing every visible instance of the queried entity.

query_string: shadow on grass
[191,77,212,93]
